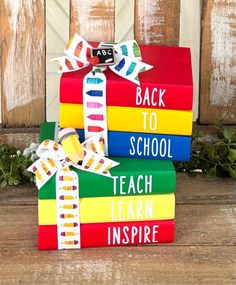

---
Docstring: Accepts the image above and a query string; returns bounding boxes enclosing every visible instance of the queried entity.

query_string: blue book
[76,129,191,161]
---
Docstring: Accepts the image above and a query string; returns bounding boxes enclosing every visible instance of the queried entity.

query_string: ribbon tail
[56,168,81,249]
[82,70,109,155]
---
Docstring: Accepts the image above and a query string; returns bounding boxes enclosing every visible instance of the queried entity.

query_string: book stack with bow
[37,43,193,249]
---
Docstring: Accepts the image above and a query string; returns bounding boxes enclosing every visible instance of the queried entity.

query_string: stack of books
[38,123,176,249]
[60,44,193,161]
[38,44,193,249]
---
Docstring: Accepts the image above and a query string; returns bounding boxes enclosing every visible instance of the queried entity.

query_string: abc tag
[91,47,115,66]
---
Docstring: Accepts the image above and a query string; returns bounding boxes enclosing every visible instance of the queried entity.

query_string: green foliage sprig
[0,144,35,187]
[174,123,236,180]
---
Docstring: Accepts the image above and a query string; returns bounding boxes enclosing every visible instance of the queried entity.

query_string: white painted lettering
[113,176,118,195]
[137,175,144,194]
[159,89,166,107]
[145,175,152,193]
[142,112,148,130]
[129,136,136,155]
[144,226,151,243]
[151,88,158,106]
[122,226,129,244]
[152,225,159,243]
[160,138,167,157]
[136,86,142,105]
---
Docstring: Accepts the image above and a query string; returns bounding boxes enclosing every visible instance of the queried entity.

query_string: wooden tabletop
[0,173,235,285]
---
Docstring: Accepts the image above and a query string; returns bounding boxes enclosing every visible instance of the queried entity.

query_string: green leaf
[207,166,217,176]
[228,149,236,162]
[229,168,236,180]
[223,127,235,142]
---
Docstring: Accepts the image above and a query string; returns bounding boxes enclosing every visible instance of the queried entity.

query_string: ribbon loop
[36,140,66,161]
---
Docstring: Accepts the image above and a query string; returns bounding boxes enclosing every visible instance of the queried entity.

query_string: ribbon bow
[52,33,153,85]
[28,135,118,249]
[28,136,119,190]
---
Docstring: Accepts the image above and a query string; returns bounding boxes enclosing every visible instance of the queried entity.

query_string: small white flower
[23,142,40,161]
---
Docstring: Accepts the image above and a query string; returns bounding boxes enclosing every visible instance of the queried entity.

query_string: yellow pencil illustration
[91,141,96,153]
[60,214,76,219]
[47,158,56,168]
[99,137,105,152]
[32,166,43,181]
[53,142,59,151]
[62,222,78,227]
[59,195,75,200]
[61,185,77,191]
[103,163,113,175]
[43,140,50,147]
[59,175,74,181]
[62,240,79,245]
[84,156,94,169]
[58,128,84,163]
[95,159,104,171]
[62,204,77,210]
[61,232,76,237]
[40,161,51,176]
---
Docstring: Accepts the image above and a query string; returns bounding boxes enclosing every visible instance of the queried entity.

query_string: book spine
[38,166,176,200]
[60,75,193,111]
[38,220,175,249]
[77,129,191,161]
[60,103,193,136]
[38,194,175,224]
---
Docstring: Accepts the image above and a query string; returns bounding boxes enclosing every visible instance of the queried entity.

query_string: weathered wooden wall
[70,0,115,41]
[0,0,235,127]
[200,0,236,124]
[0,0,45,127]
[134,0,180,45]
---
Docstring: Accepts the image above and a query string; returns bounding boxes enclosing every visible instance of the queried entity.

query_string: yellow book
[60,104,193,136]
[38,194,175,225]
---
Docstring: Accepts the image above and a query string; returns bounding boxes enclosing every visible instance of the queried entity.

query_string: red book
[60,44,193,111]
[38,220,174,249]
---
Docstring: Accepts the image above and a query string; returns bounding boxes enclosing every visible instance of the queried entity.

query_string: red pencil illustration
[88,126,104,132]
[74,41,83,57]
[87,114,104,121]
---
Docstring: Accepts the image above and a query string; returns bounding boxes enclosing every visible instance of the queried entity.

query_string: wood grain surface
[0,0,45,127]
[0,174,236,284]
[70,0,115,41]
[200,0,236,124]
[134,0,180,45]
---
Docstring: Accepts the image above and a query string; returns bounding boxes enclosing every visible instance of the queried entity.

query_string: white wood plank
[46,0,69,122]
[115,0,134,42]
[179,0,201,121]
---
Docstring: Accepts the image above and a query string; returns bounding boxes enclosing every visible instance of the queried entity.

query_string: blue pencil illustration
[115,58,125,72]
[86,90,103,97]
[86,78,103,84]
[126,62,137,76]
[120,45,128,56]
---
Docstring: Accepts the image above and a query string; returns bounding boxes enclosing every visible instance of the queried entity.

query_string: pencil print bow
[52,33,153,85]
[28,135,119,190]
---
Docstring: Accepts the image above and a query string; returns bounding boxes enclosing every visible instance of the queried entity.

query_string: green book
[38,122,176,199]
